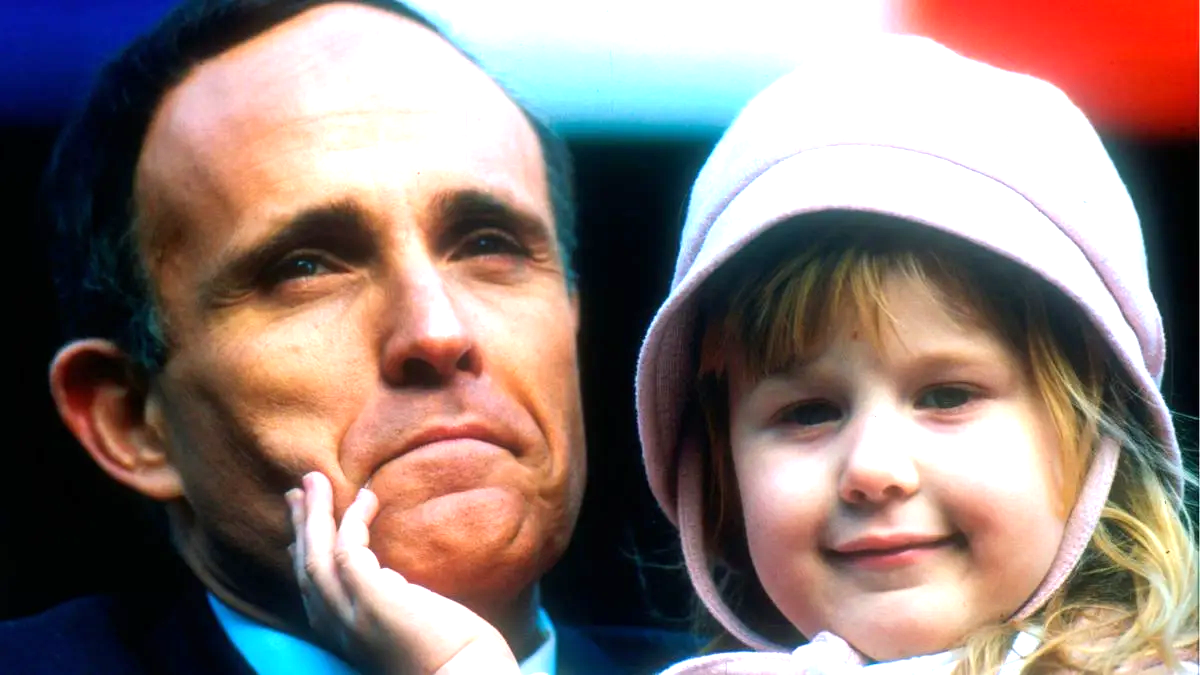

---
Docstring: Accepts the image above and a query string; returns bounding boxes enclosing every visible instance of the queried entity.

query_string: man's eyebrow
[201,200,374,304]
[430,189,555,248]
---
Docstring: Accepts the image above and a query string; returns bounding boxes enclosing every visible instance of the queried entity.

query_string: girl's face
[727,275,1067,661]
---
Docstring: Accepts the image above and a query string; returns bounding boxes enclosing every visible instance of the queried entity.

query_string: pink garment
[635,33,1184,668]
[660,631,968,674]
[661,632,870,675]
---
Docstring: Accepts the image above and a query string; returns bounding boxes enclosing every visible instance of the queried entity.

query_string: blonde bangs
[699,243,986,385]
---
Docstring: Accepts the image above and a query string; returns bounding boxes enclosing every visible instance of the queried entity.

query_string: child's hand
[287,472,520,675]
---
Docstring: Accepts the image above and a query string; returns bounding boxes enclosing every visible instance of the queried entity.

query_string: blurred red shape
[898,0,1199,138]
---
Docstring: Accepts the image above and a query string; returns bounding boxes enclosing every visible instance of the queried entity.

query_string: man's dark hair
[45,0,577,371]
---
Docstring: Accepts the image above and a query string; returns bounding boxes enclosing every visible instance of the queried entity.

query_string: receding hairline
[132,0,547,276]
[143,2,526,144]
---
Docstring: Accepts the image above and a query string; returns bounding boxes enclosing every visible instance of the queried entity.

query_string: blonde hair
[693,213,1198,672]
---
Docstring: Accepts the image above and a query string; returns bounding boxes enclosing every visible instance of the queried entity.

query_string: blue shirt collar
[207,593,556,675]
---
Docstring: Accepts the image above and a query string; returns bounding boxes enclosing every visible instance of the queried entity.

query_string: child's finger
[336,488,380,552]
[288,485,328,627]
[332,495,388,621]
[286,488,308,590]
[300,472,350,619]
[332,488,384,610]
[336,544,387,595]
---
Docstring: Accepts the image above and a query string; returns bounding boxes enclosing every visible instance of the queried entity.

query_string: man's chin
[369,486,553,602]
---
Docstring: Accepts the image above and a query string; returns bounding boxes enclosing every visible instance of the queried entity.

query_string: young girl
[288,35,1197,673]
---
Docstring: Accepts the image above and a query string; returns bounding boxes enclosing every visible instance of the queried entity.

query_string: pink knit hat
[636,34,1182,653]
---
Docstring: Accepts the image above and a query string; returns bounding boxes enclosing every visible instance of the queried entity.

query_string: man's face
[134,4,585,612]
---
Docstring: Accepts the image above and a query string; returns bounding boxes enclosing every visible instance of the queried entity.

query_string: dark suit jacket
[0,574,699,674]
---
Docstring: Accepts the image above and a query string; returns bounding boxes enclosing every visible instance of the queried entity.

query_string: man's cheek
[173,341,369,453]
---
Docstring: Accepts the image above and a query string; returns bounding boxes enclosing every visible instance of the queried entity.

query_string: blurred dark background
[2,1,1196,632]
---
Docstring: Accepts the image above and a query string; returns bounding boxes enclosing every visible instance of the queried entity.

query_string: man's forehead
[134,3,549,264]
[159,3,524,136]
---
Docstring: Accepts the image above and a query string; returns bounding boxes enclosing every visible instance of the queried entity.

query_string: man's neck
[175,524,309,637]
[175,520,546,663]
[475,586,542,663]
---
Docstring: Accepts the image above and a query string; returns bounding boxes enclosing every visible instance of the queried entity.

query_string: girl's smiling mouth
[826,533,966,570]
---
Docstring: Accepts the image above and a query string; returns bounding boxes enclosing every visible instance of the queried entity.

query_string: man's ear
[49,339,184,501]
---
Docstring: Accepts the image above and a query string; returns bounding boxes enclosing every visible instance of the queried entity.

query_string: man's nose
[837,406,920,506]
[379,263,479,388]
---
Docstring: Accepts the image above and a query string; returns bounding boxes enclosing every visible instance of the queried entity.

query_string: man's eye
[779,401,842,427]
[915,386,974,410]
[264,254,335,285]
[456,231,528,258]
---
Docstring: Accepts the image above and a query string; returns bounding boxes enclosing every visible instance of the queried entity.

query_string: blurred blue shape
[0,2,174,122]
[0,1,884,136]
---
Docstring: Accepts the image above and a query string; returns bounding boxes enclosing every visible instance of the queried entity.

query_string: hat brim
[637,142,1152,523]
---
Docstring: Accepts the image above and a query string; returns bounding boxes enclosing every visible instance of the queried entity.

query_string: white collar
[863,630,1041,674]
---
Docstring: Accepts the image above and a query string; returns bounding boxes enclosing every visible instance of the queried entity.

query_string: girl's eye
[779,401,842,427]
[915,386,974,410]
[457,231,528,259]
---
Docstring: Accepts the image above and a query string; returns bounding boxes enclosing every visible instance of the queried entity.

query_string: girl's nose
[837,408,921,506]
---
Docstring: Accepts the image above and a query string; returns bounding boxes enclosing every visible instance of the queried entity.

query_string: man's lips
[361,423,521,500]
[400,423,511,456]
[340,384,538,487]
